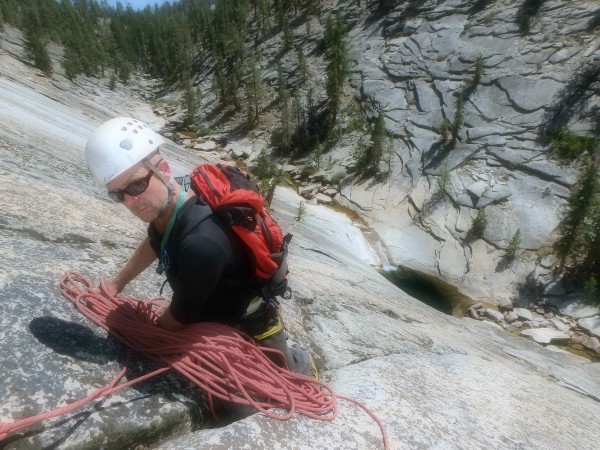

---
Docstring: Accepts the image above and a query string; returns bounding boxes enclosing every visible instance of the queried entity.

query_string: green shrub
[342,101,367,134]
[551,129,598,161]
[471,208,488,238]
[296,201,307,221]
[251,149,277,181]
[505,229,521,261]
[194,125,213,136]
[584,276,599,305]
[331,171,346,185]
[440,119,450,143]
[301,164,317,179]
[109,74,117,91]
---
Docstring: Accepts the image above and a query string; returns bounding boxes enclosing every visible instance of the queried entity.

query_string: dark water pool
[381,266,479,316]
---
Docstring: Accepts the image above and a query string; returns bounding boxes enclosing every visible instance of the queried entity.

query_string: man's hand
[89,278,122,298]
[157,307,186,331]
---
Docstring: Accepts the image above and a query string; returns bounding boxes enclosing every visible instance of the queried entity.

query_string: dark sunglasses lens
[107,190,125,202]
[123,177,150,196]
[106,169,153,203]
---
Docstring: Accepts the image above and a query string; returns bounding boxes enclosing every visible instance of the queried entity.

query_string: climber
[84,117,314,377]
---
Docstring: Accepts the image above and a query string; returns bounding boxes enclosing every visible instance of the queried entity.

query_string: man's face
[106,160,169,223]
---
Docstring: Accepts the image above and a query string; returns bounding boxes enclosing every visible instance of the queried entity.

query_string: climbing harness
[0,272,389,449]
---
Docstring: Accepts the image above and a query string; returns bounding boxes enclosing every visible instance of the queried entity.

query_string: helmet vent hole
[133,129,138,134]
[119,138,133,150]
[121,127,127,131]
[148,140,153,144]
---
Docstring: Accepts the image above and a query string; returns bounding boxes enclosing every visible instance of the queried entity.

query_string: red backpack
[190,163,292,299]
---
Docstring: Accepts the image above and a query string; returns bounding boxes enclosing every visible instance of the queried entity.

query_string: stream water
[328,202,479,317]
[380,265,479,316]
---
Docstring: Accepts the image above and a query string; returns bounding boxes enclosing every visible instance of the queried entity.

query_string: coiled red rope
[0,272,389,449]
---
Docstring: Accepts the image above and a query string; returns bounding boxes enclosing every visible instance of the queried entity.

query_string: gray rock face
[336,0,600,306]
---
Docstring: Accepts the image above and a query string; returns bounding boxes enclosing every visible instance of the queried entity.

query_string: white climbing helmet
[85,117,165,186]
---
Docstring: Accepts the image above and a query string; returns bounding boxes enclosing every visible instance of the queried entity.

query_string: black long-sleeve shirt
[148,196,256,325]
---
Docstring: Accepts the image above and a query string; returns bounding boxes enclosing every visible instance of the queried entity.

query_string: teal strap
[157,175,190,274]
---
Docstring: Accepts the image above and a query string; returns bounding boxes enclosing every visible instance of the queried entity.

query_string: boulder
[193,140,218,151]
[578,317,600,339]
[556,301,599,320]
[513,308,533,322]
[550,319,569,332]
[505,311,519,323]
[298,184,320,198]
[484,308,504,323]
[520,329,570,345]
[226,142,251,159]
[315,193,334,205]
[497,296,513,312]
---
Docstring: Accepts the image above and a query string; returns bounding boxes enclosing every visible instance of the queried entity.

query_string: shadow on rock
[515,0,547,35]
[588,9,600,32]
[423,140,453,171]
[495,256,516,272]
[469,0,495,16]
[541,62,600,137]
[28,315,211,429]
[29,316,119,365]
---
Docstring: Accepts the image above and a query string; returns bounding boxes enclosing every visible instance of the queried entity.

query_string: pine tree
[440,118,450,143]
[23,9,52,76]
[324,14,349,125]
[471,208,488,238]
[451,96,464,146]
[296,44,308,83]
[554,165,599,270]
[473,56,484,85]
[243,55,263,126]
[182,82,202,126]
[505,229,521,261]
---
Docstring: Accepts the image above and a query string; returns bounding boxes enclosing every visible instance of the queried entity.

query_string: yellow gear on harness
[244,296,284,341]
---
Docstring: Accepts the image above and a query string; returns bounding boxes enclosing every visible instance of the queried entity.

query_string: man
[85,117,313,376]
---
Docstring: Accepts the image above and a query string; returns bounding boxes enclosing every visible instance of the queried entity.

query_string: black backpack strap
[261,233,293,300]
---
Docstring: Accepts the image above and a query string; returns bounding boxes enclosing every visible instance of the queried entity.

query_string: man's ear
[157,159,171,180]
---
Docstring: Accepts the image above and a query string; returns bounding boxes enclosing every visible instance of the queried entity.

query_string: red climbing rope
[0,272,389,448]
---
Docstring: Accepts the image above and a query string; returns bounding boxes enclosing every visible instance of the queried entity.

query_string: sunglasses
[107,160,161,202]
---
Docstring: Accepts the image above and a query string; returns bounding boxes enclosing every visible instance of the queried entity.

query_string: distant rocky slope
[176,0,600,311]
[2,17,600,450]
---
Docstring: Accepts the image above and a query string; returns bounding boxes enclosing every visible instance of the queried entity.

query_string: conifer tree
[583,203,600,282]
[554,165,599,270]
[471,208,488,239]
[324,13,349,124]
[243,54,263,125]
[505,229,521,261]
[182,82,202,126]
[451,96,464,146]
[356,112,388,175]
[296,44,308,83]
[23,10,53,76]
